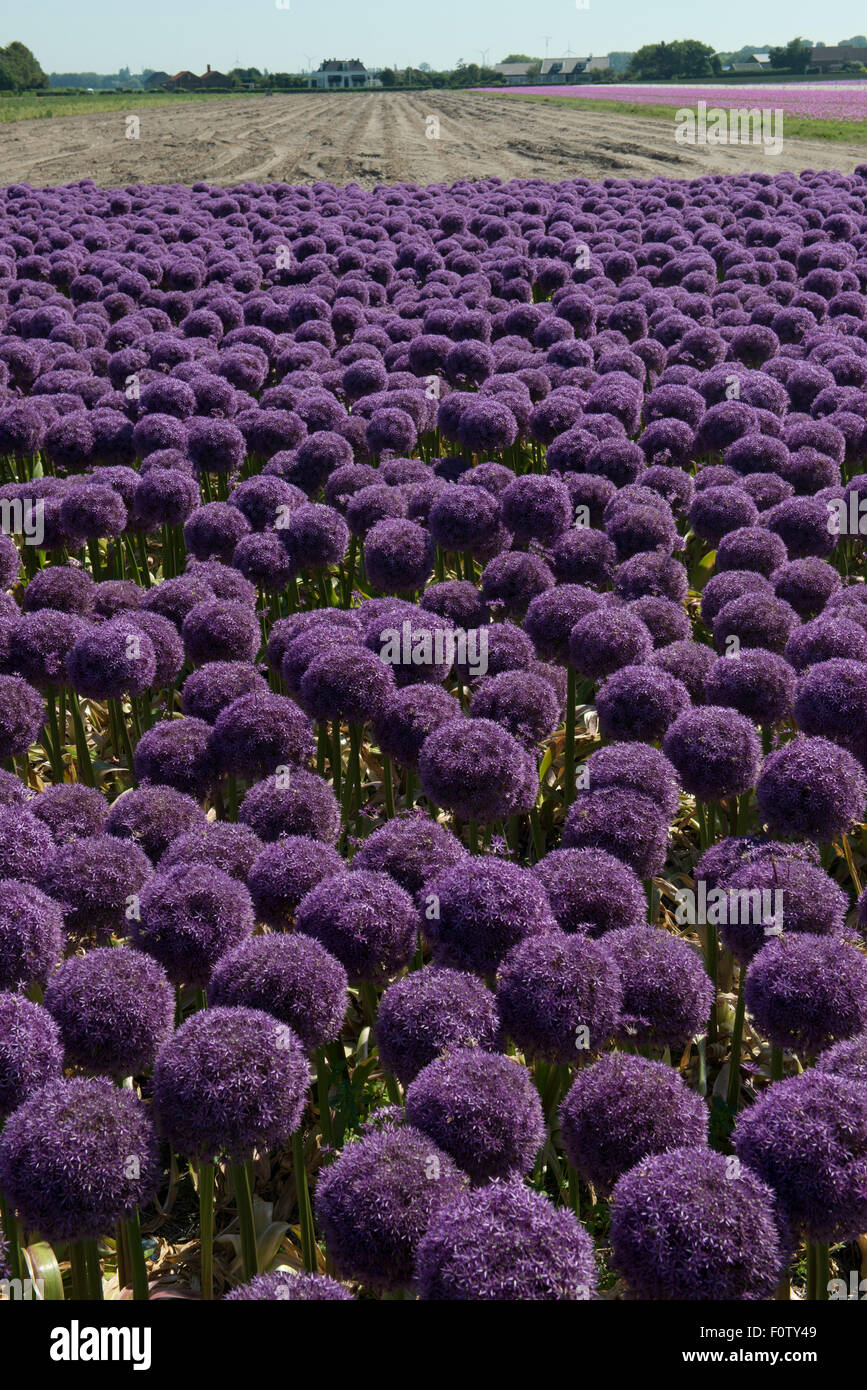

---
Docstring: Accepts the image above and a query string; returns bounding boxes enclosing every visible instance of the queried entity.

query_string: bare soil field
[1,89,864,188]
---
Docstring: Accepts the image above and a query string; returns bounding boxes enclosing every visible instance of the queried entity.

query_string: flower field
[1,166,867,1305]
[482,82,867,122]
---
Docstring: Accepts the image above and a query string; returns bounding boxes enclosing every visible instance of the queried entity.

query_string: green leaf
[22,1242,65,1300]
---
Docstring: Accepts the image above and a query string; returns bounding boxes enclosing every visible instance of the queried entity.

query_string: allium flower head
[247,836,344,928]
[586,742,680,820]
[224,1272,352,1301]
[533,846,645,936]
[133,862,255,988]
[610,1146,783,1300]
[153,1005,311,1161]
[0,805,55,883]
[300,644,395,725]
[375,967,501,1086]
[496,930,622,1063]
[560,1053,708,1196]
[745,935,867,1056]
[733,1071,867,1243]
[67,618,157,699]
[418,718,536,823]
[106,784,207,862]
[295,870,418,983]
[182,599,260,666]
[405,1048,544,1184]
[210,690,314,781]
[0,1076,160,1242]
[208,933,348,1052]
[663,705,761,802]
[43,947,174,1078]
[562,788,669,879]
[815,1034,867,1087]
[424,856,557,976]
[568,608,653,681]
[704,649,795,728]
[239,769,341,845]
[606,924,713,1048]
[133,717,216,799]
[416,1178,598,1301]
[756,735,866,841]
[352,814,465,895]
[315,1120,467,1291]
[0,992,64,1118]
[596,663,691,743]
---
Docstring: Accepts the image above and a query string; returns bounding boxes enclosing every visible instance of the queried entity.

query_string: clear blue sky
[11,0,866,74]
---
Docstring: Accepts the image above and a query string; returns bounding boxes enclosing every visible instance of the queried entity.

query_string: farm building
[809,45,867,71]
[307,60,381,89]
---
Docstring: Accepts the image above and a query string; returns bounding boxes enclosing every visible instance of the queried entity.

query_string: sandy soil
[1,90,864,188]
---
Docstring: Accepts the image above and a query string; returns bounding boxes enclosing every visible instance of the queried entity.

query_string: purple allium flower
[688,485,759,547]
[29,783,107,844]
[279,503,349,570]
[733,1071,867,1244]
[405,1048,544,1184]
[424,857,557,976]
[0,805,55,884]
[153,1005,310,1161]
[480,552,555,618]
[160,820,263,882]
[186,418,246,475]
[106,784,207,861]
[712,592,800,655]
[127,610,184,688]
[181,661,269,725]
[59,483,127,541]
[756,735,866,841]
[300,644,394,725]
[247,837,345,928]
[375,967,501,1087]
[586,439,646,488]
[715,525,788,577]
[496,930,622,1063]
[39,830,151,940]
[208,933,347,1052]
[132,469,199,530]
[523,584,603,663]
[0,992,63,1118]
[568,608,653,681]
[610,1146,783,1301]
[586,743,680,821]
[352,815,465,895]
[793,658,867,758]
[560,1053,707,1197]
[22,565,94,618]
[0,1075,160,1241]
[210,691,314,782]
[663,706,761,802]
[363,518,434,595]
[627,596,691,649]
[67,617,156,699]
[224,1271,352,1301]
[420,580,488,629]
[0,878,64,993]
[649,639,716,703]
[745,935,867,1056]
[372,685,463,768]
[428,486,502,555]
[0,770,29,807]
[181,599,260,666]
[140,572,215,628]
[785,615,867,672]
[765,498,836,561]
[184,501,251,563]
[550,528,617,588]
[815,1034,867,1087]
[469,669,560,748]
[9,610,87,690]
[700,571,773,627]
[455,397,518,453]
[614,552,688,602]
[133,717,216,799]
[562,787,668,878]
[314,1121,467,1292]
[704,649,795,727]
[604,925,713,1048]
[239,769,340,845]
[43,946,174,1078]
[418,718,536,823]
[295,869,417,983]
[133,862,255,988]
[0,674,47,761]
[534,846,645,936]
[232,531,297,592]
[416,1177,598,1301]
[500,475,572,547]
[772,557,841,619]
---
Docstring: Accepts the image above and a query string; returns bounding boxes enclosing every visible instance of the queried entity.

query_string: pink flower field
[478,82,867,122]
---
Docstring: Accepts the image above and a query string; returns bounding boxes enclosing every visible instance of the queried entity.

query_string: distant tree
[500,53,534,63]
[0,41,47,90]
[839,35,867,46]
[628,39,718,79]
[768,37,813,72]
[380,67,396,86]
[607,51,634,74]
